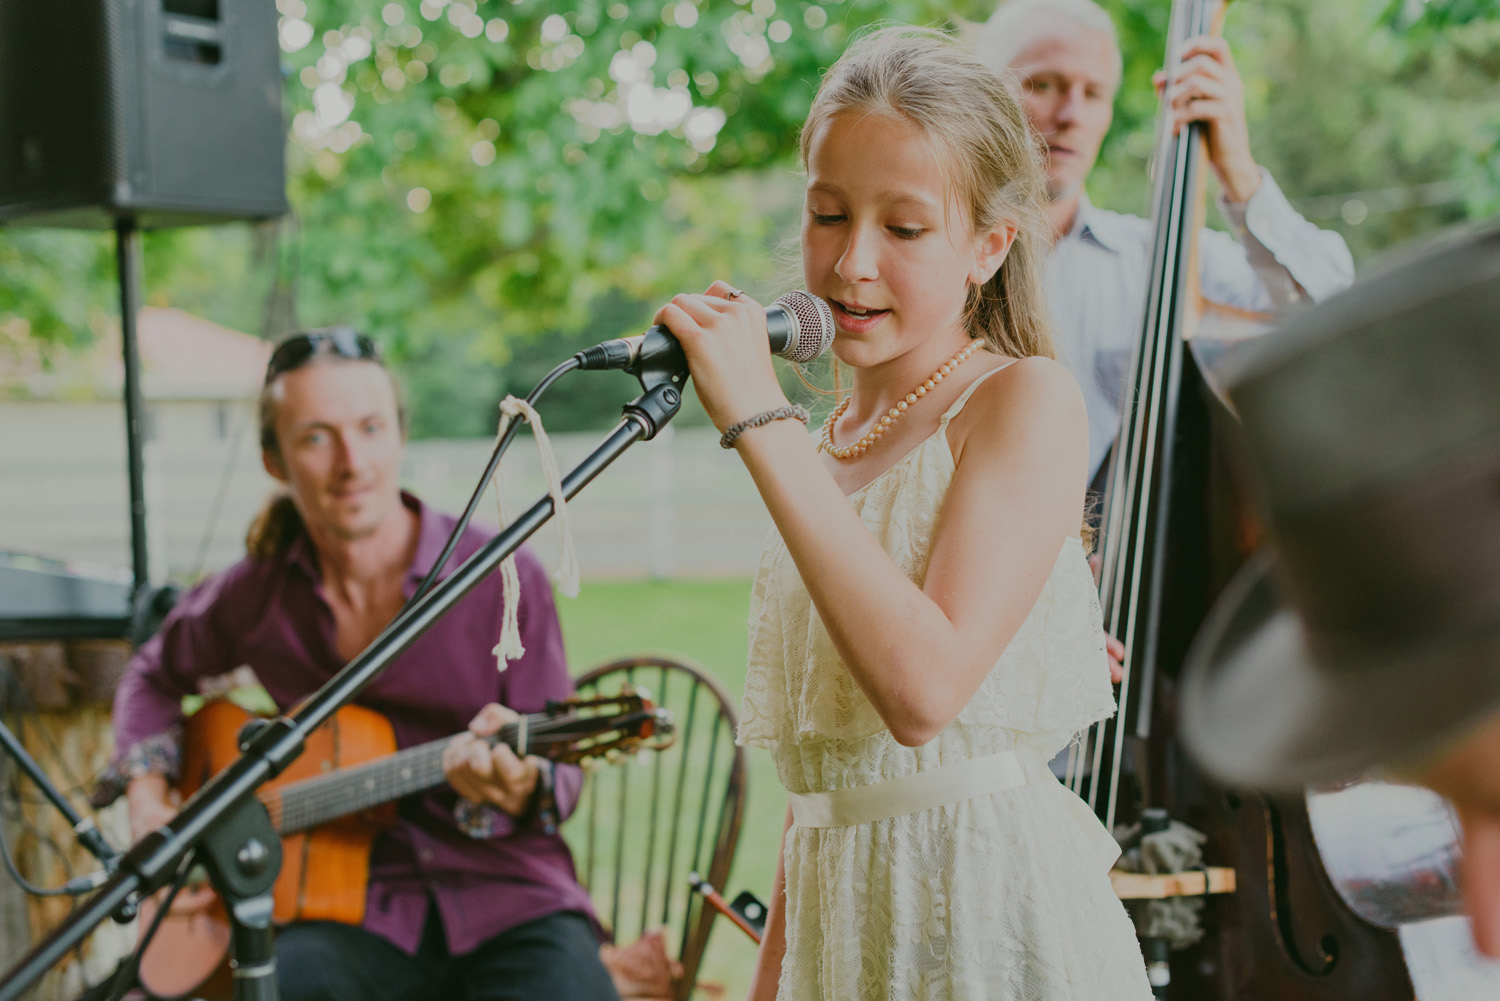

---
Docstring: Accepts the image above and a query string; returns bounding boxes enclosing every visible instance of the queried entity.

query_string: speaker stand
[115,218,150,599]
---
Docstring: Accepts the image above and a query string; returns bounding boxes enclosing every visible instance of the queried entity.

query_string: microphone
[574,290,835,373]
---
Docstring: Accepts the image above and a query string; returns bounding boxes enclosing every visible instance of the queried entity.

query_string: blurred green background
[5,0,1498,434]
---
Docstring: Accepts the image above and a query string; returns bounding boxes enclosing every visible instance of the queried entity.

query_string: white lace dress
[740,373,1153,1000]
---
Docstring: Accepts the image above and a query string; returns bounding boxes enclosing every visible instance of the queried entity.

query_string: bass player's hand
[443,703,542,817]
[1154,35,1261,203]
[1088,554,1126,685]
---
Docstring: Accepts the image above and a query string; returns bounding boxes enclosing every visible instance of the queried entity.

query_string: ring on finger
[726,286,742,299]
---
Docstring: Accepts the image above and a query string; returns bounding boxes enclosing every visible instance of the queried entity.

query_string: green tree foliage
[2,0,1496,432]
[270,0,995,432]
[1232,0,1500,257]
[0,230,114,369]
[1086,0,1500,260]
[1384,0,1500,30]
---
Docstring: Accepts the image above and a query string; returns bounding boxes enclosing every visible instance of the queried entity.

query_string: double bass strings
[1070,0,1217,837]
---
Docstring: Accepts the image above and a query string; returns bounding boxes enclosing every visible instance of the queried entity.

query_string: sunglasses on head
[266,327,382,382]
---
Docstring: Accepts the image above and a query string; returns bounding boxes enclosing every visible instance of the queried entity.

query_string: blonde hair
[799,25,1057,362]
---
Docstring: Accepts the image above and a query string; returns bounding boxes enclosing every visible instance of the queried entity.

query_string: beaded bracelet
[719,404,811,449]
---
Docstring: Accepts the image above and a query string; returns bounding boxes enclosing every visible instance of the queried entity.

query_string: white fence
[0,400,770,583]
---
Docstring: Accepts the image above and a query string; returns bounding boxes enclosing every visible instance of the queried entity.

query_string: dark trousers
[275,908,620,1001]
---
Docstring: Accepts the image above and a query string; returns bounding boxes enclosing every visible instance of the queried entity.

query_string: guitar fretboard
[266,739,448,834]
[263,719,525,835]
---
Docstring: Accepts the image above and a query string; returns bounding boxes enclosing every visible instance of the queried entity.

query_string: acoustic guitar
[135,691,672,1000]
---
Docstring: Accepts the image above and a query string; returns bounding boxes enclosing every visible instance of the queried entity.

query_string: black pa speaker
[0,0,287,228]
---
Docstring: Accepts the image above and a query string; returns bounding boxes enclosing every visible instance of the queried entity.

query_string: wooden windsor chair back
[568,655,748,1001]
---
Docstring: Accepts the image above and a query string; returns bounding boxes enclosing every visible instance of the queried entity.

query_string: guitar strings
[263,710,643,833]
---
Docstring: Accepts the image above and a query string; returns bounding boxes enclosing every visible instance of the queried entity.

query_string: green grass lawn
[558,577,780,999]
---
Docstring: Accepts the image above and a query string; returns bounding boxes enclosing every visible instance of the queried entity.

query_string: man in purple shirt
[104,329,619,1001]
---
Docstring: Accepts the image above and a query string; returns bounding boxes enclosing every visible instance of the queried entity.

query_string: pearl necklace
[818,340,983,460]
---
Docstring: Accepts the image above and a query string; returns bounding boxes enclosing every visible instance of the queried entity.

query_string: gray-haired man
[976,0,1355,482]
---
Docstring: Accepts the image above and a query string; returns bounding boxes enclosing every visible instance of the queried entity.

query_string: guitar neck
[268,719,528,836]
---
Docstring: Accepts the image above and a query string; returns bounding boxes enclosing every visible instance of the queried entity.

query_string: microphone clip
[629,328,690,394]
[622,381,684,440]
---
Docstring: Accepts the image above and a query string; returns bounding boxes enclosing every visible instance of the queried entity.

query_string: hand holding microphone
[617,284,834,435]
[571,283,834,438]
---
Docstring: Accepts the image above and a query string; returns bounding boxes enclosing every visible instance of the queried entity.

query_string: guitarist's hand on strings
[443,703,542,817]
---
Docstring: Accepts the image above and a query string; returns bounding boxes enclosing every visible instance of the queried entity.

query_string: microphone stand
[0,373,686,1001]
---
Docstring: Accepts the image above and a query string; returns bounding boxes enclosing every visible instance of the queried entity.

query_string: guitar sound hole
[1224,791,1242,811]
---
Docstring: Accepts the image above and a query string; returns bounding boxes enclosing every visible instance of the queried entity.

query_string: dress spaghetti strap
[939,357,1020,424]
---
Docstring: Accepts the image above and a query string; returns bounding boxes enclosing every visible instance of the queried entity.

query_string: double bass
[1069,1,1495,997]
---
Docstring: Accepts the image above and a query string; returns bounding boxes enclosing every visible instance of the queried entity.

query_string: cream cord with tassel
[490,396,581,669]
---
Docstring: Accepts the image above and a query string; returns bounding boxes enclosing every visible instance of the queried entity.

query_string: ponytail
[245,494,303,560]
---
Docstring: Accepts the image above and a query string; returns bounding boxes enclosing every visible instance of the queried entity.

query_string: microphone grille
[772,291,835,363]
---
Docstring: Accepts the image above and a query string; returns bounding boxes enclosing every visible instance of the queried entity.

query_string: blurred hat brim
[1181,551,1500,791]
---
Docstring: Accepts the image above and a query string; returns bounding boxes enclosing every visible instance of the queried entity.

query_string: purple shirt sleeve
[110,567,245,770]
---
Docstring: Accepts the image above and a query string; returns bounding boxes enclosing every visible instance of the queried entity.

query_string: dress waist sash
[787,748,1120,869]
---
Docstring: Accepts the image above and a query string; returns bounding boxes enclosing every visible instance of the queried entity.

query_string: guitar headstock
[521,686,675,764]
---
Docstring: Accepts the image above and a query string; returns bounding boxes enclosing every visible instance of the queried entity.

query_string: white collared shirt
[1045,168,1355,480]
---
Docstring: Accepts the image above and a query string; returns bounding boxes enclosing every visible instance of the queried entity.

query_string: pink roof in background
[123,307,272,400]
[13,308,272,401]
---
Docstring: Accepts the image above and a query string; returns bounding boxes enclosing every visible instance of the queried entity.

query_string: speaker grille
[102,0,128,185]
[0,0,286,227]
